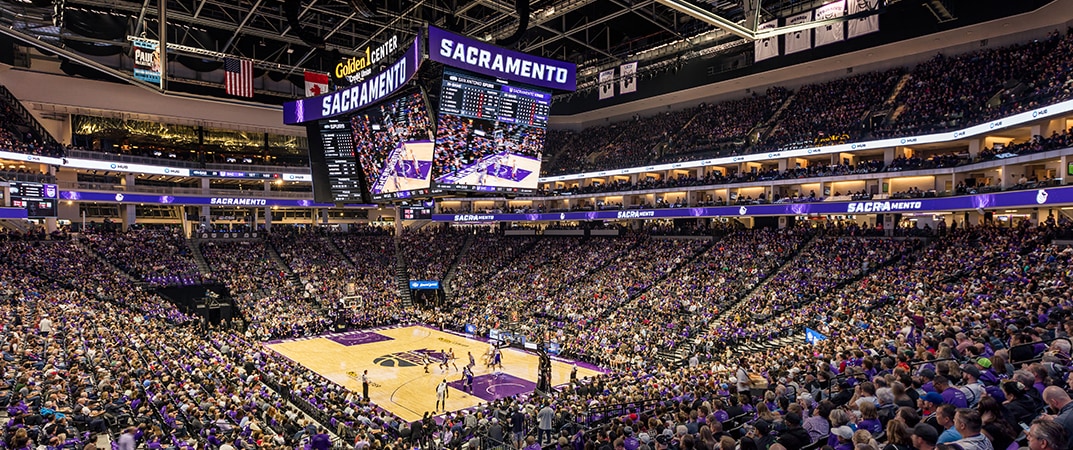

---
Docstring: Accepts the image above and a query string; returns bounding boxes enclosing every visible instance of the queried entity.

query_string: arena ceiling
[0,0,845,76]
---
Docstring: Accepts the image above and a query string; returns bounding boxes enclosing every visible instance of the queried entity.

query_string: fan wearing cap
[621,427,640,450]
[777,412,811,450]
[831,426,855,450]
[959,365,984,408]
[911,423,939,450]
[974,358,1001,386]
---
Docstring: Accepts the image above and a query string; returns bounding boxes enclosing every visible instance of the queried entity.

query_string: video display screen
[350,90,436,200]
[432,69,550,194]
[310,118,364,202]
[9,181,58,218]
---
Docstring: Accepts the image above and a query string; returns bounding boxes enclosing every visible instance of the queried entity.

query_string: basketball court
[264,325,604,422]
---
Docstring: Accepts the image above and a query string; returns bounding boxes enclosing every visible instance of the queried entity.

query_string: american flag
[224,57,254,98]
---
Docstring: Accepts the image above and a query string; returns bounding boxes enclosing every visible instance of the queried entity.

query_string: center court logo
[372,349,446,367]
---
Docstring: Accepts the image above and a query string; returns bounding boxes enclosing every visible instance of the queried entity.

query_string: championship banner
[429,26,577,91]
[848,0,880,38]
[754,19,780,62]
[785,12,813,54]
[132,39,161,84]
[814,0,846,47]
[619,62,638,94]
[598,69,615,100]
[283,33,422,125]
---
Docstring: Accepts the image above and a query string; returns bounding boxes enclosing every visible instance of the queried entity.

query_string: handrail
[0,83,58,146]
[1008,337,1073,366]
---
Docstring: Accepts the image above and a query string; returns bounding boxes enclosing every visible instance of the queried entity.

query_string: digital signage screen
[350,90,435,200]
[307,118,365,203]
[432,69,549,194]
[9,181,58,218]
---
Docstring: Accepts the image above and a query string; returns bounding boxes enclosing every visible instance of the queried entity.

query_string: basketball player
[435,379,449,411]
[467,351,476,369]
[439,349,449,373]
[447,348,459,372]
[492,347,503,372]
[462,365,474,393]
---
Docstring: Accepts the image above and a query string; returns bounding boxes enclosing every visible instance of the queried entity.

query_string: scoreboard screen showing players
[399,200,434,220]
[350,90,435,201]
[432,69,549,193]
[308,118,364,203]
[9,181,58,218]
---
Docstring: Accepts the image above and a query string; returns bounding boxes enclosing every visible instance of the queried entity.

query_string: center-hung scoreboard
[290,26,576,205]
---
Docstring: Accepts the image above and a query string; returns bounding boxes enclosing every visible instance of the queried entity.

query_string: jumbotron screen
[432,69,550,194]
[350,89,436,201]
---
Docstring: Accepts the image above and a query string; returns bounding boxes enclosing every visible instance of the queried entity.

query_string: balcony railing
[63,149,312,174]
[59,181,313,199]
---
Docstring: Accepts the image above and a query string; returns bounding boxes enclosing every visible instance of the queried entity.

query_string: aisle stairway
[394,237,412,306]
[186,238,213,278]
[265,240,302,286]
[441,232,475,299]
[677,232,818,361]
[324,236,356,268]
[74,237,145,286]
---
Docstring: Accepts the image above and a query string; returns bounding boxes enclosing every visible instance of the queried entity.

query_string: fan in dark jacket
[777,413,812,450]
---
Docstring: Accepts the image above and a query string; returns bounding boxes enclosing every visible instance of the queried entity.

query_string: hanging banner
[814,0,846,47]
[132,39,162,84]
[282,33,422,125]
[599,69,615,100]
[785,12,814,54]
[754,19,780,62]
[619,62,638,94]
[848,0,881,38]
[429,26,577,91]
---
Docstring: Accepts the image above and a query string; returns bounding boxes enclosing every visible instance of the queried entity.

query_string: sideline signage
[428,26,577,92]
[59,190,374,208]
[283,34,422,125]
[433,186,1073,222]
[0,149,311,181]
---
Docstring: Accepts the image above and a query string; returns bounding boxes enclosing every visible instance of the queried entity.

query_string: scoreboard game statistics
[8,181,58,218]
[308,118,364,203]
[432,69,550,194]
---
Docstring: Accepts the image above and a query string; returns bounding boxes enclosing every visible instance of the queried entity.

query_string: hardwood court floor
[265,325,603,422]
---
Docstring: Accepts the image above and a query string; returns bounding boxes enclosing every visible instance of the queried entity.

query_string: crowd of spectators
[0,101,67,158]
[82,226,208,287]
[8,218,1073,450]
[398,226,470,282]
[765,70,903,150]
[268,227,407,338]
[538,29,1073,177]
[200,238,330,339]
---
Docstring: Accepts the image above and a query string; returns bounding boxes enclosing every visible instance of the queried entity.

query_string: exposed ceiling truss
[0,0,883,76]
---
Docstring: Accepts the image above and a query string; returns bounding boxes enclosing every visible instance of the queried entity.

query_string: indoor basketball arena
[1,0,1073,449]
